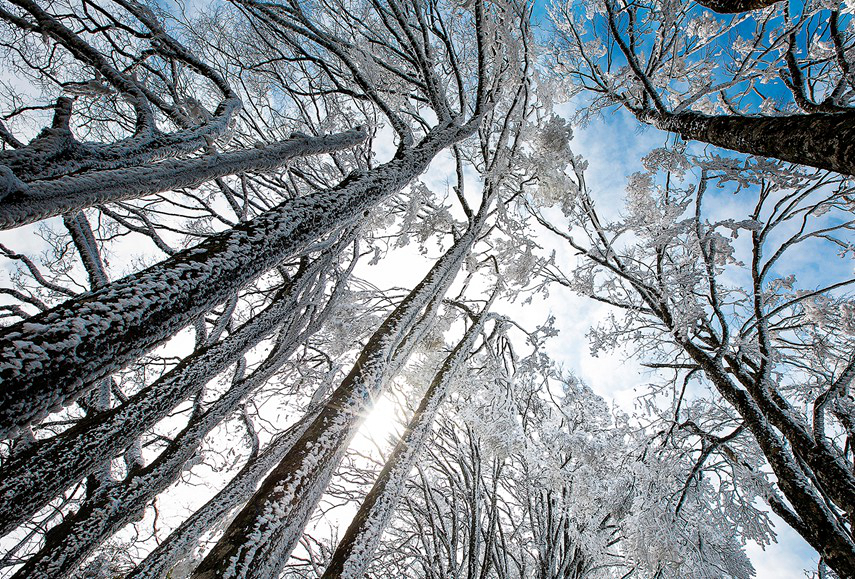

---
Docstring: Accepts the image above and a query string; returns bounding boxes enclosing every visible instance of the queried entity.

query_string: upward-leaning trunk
[692,0,780,12]
[0,240,345,537]
[639,110,855,176]
[9,265,343,579]
[0,119,478,440]
[0,128,368,230]
[125,406,323,579]
[684,342,855,576]
[322,301,492,579]
[190,195,492,579]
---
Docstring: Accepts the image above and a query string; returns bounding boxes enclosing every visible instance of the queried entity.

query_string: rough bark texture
[126,409,321,579]
[10,282,336,579]
[692,0,780,12]
[322,304,491,579]
[0,246,340,537]
[0,128,368,230]
[640,110,855,176]
[0,120,476,440]
[190,197,490,579]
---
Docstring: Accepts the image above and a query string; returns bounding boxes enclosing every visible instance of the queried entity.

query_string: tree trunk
[64,212,114,489]
[0,242,344,536]
[639,110,855,176]
[0,128,368,230]
[126,407,323,579]
[692,0,781,12]
[190,195,491,579]
[10,279,339,579]
[0,119,478,440]
[322,302,492,579]
[686,342,855,576]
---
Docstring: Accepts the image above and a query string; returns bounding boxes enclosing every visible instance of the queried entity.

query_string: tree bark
[692,0,781,12]
[10,279,339,579]
[639,110,855,176]
[0,119,478,440]
[685,342,855,576]
[126,408,322,579]
[0,128,368,230]
[322,303,491,579]
[0,243,342,536]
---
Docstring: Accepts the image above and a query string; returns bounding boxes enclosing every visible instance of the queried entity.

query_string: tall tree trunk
[685,342,855,575]
[125,406,324,579]
[190,194,492,579]
[0,239,347,536]
[0,119,479,440]
[692,0,780,12]
[0,129,368,230]
[128,292,436,579]
[638,110,855,176]
[322,301,492,579]
[10,270,343,578]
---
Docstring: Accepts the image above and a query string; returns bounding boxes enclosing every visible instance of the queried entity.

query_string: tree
[0,0,499,439]
[549,0,855,175]
[5,0,844,575]
[6,237,356,577]
[0,0,534,576]
[363,347,759,578]
[191,82,531,575]
[125,406,324,579]
[0,235,352,538]
[527,145,855,575]
[322,290,497,578]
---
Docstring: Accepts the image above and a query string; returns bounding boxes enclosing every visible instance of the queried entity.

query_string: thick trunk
[0,128,368,230]
[126,408,322,579]
[639,110,855,176]
[10,287,335,579]
[190,200,489,579]
[0,120,476,440]
[692,0,780,12]
[322,304,491,579]
[0,245,341,537]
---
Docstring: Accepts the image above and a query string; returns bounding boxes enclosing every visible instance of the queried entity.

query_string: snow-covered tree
[549,0,855,175]
[0,0,371,227]
[0,0,508,442]
[4,0,847,576]
[0,0,531,576]
[528,144,855,575]
[363,347,758,578]
[189,7,535,566]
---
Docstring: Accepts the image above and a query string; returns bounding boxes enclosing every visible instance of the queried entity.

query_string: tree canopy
[0,0,852,577]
